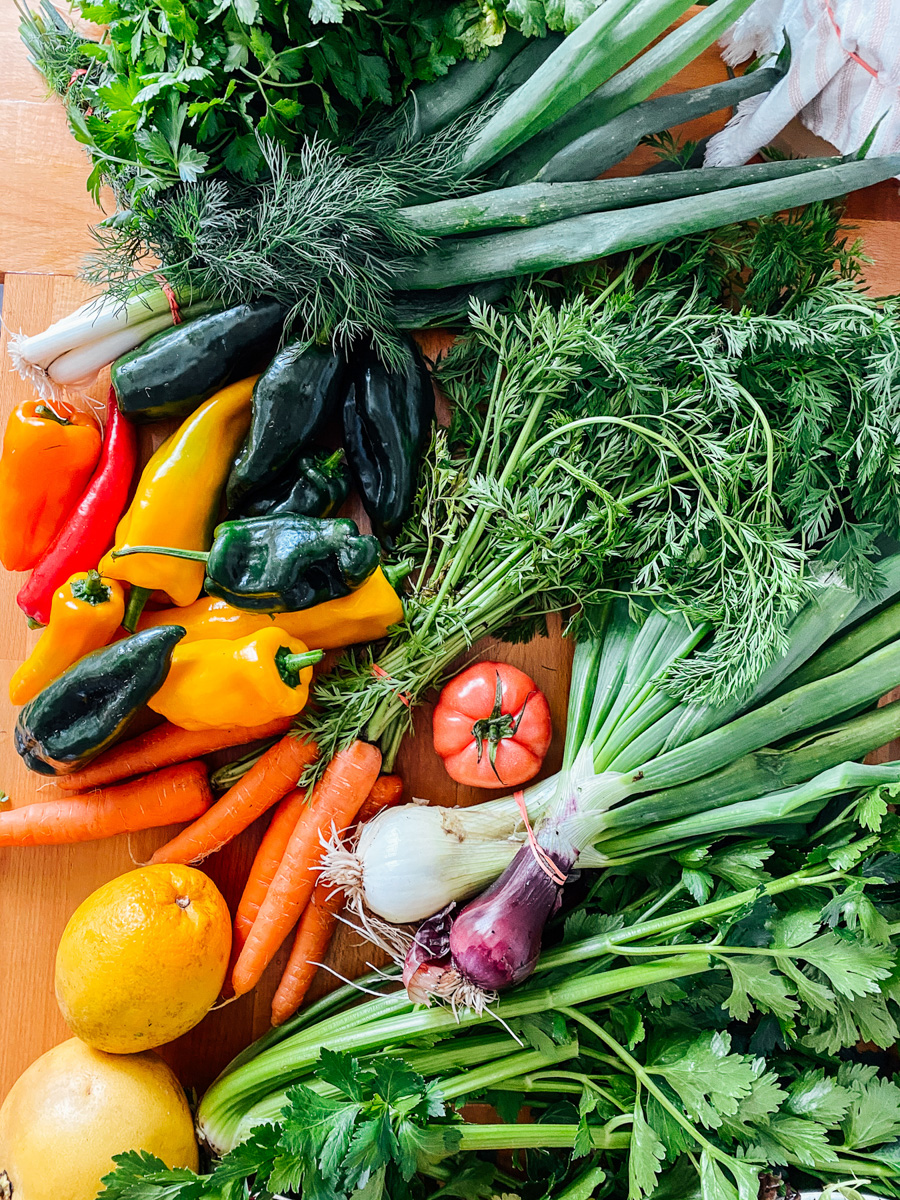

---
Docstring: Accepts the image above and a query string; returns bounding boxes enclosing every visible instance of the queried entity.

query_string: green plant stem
[199,956,712,1152]
[560,1008,735,1169]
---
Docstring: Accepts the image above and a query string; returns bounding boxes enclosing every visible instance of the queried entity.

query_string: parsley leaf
[650,1032,757,1130]
[842,1077,900,1149]
[628,1101,666,1199]
[722,954,799,1025]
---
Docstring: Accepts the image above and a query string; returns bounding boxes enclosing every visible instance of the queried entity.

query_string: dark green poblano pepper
[15,625,185,775]
[110,516,381,614]
[231,449,351,520]
[112,302,285,422]
[226,342,347,510]
[342,336,434,546]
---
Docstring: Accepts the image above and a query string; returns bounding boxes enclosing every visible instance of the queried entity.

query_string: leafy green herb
[21,0,507,198]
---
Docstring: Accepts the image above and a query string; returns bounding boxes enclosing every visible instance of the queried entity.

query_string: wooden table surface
[2,0,900,1104]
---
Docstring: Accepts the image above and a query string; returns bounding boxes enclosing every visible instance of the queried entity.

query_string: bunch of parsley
[99,795,900,1200]
[19,0,510,199]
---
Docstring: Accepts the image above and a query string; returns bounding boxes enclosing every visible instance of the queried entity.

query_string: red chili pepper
[17,388,138,626]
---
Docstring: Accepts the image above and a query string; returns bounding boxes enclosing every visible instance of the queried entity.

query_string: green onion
[456,0,696,175]
[8,283,207,398]
[506,0,783,184]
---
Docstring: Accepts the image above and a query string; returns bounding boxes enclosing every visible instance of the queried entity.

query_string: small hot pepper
[100,376,257,629]
[9,570,126,705]
[15,625,184,775]
[139,563,407,647]
[0,398,101,572]
[148,627,323,731]
[232,449,351,520]
[17,390,138,627]
[112,515,381,614]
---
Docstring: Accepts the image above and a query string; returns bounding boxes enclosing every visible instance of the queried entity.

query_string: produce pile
[2,2,900,1199]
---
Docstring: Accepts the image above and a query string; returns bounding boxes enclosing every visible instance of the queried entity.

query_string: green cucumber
[400,155,900,290]
[399,32,526,143]
[399,157,839,238]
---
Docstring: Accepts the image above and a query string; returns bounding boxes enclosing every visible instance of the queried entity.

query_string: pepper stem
[123,586,153,633]
[111,544,210,563]
[383,559,414,590]
[276,647,324,688]
[320,447,346,476]
[34,403,71,425]
[70,569,111,606]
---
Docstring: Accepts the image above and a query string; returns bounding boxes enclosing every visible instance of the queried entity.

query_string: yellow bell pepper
[9,571,126,705]
[138,565,405,648]
[100,376,257,622]
[147,627,323,732]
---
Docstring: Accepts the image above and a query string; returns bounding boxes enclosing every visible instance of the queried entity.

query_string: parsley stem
[489,1071,630,1113]
[200,956,710,1152]
[537,867,844,971]
[439,1042,578,1100]
[559,1008,735,1169]
[455,1124,630,1152]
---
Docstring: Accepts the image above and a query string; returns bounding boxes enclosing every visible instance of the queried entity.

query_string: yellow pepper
[138,565,405,648]
[100,376,257,624]
[9,571,126,705]
[148,627,322,732]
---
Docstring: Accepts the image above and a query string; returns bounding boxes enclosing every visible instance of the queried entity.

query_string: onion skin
[448,841,572,990]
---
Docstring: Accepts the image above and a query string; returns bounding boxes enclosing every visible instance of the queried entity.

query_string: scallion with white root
[7,282,210,398]
[322,578,900,1005]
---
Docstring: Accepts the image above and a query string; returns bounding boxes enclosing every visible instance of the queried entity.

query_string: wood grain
[1,1,900,1107]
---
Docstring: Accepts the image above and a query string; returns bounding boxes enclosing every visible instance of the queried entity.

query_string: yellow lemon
[0,1037,198,1200]
[55,864,231,1053]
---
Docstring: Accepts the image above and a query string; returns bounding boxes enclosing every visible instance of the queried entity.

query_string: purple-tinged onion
[403,903,456,1002]
[448,837,574,991]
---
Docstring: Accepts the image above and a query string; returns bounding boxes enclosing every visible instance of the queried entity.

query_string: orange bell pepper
[0,400,101,572]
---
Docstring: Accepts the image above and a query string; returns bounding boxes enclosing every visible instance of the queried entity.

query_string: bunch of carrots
[6,718,402,1024]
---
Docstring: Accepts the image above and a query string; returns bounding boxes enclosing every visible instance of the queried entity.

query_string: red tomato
[433,661,552,789]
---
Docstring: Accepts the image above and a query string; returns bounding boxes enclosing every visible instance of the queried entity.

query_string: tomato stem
[471,670,536,782]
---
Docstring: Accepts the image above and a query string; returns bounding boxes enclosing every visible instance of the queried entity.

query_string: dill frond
[82,126,485,363]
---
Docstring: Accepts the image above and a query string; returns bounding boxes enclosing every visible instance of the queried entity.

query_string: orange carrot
[56,717,292,792]
[271,878,344,1026]
[231,740,382,997]
[269,772,403,1024]
[232,789,311,960]
[150,734,317,865]
[0,761,211,846]
[355,773,403,824]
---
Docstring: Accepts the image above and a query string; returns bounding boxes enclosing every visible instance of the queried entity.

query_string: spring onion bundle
[8,283,211,398]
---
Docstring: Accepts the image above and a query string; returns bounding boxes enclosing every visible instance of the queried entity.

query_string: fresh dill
[82,129,484,361]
